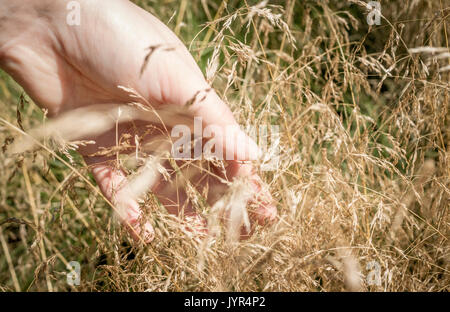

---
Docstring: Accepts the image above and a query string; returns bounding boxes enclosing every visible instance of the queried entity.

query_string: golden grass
[0,0,448,291]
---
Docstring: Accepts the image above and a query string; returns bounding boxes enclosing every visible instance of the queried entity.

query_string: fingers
[228,162,277,227]
[86,158,155,243]
[86,154,209,242]
[170,79,277,231]
[182,88,262,162]
[189,91,277,228]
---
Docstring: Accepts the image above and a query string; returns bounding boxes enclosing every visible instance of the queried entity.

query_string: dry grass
[0,0,449,291]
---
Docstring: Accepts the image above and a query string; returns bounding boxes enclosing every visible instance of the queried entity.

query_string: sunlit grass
[0,0,448,291]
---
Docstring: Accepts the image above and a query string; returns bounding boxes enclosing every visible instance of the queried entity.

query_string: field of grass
[0,0,448,291]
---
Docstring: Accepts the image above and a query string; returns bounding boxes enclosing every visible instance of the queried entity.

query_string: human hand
[0,0,277,242]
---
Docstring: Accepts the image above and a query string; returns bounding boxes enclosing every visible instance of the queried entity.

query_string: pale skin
[0,0,277,241]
